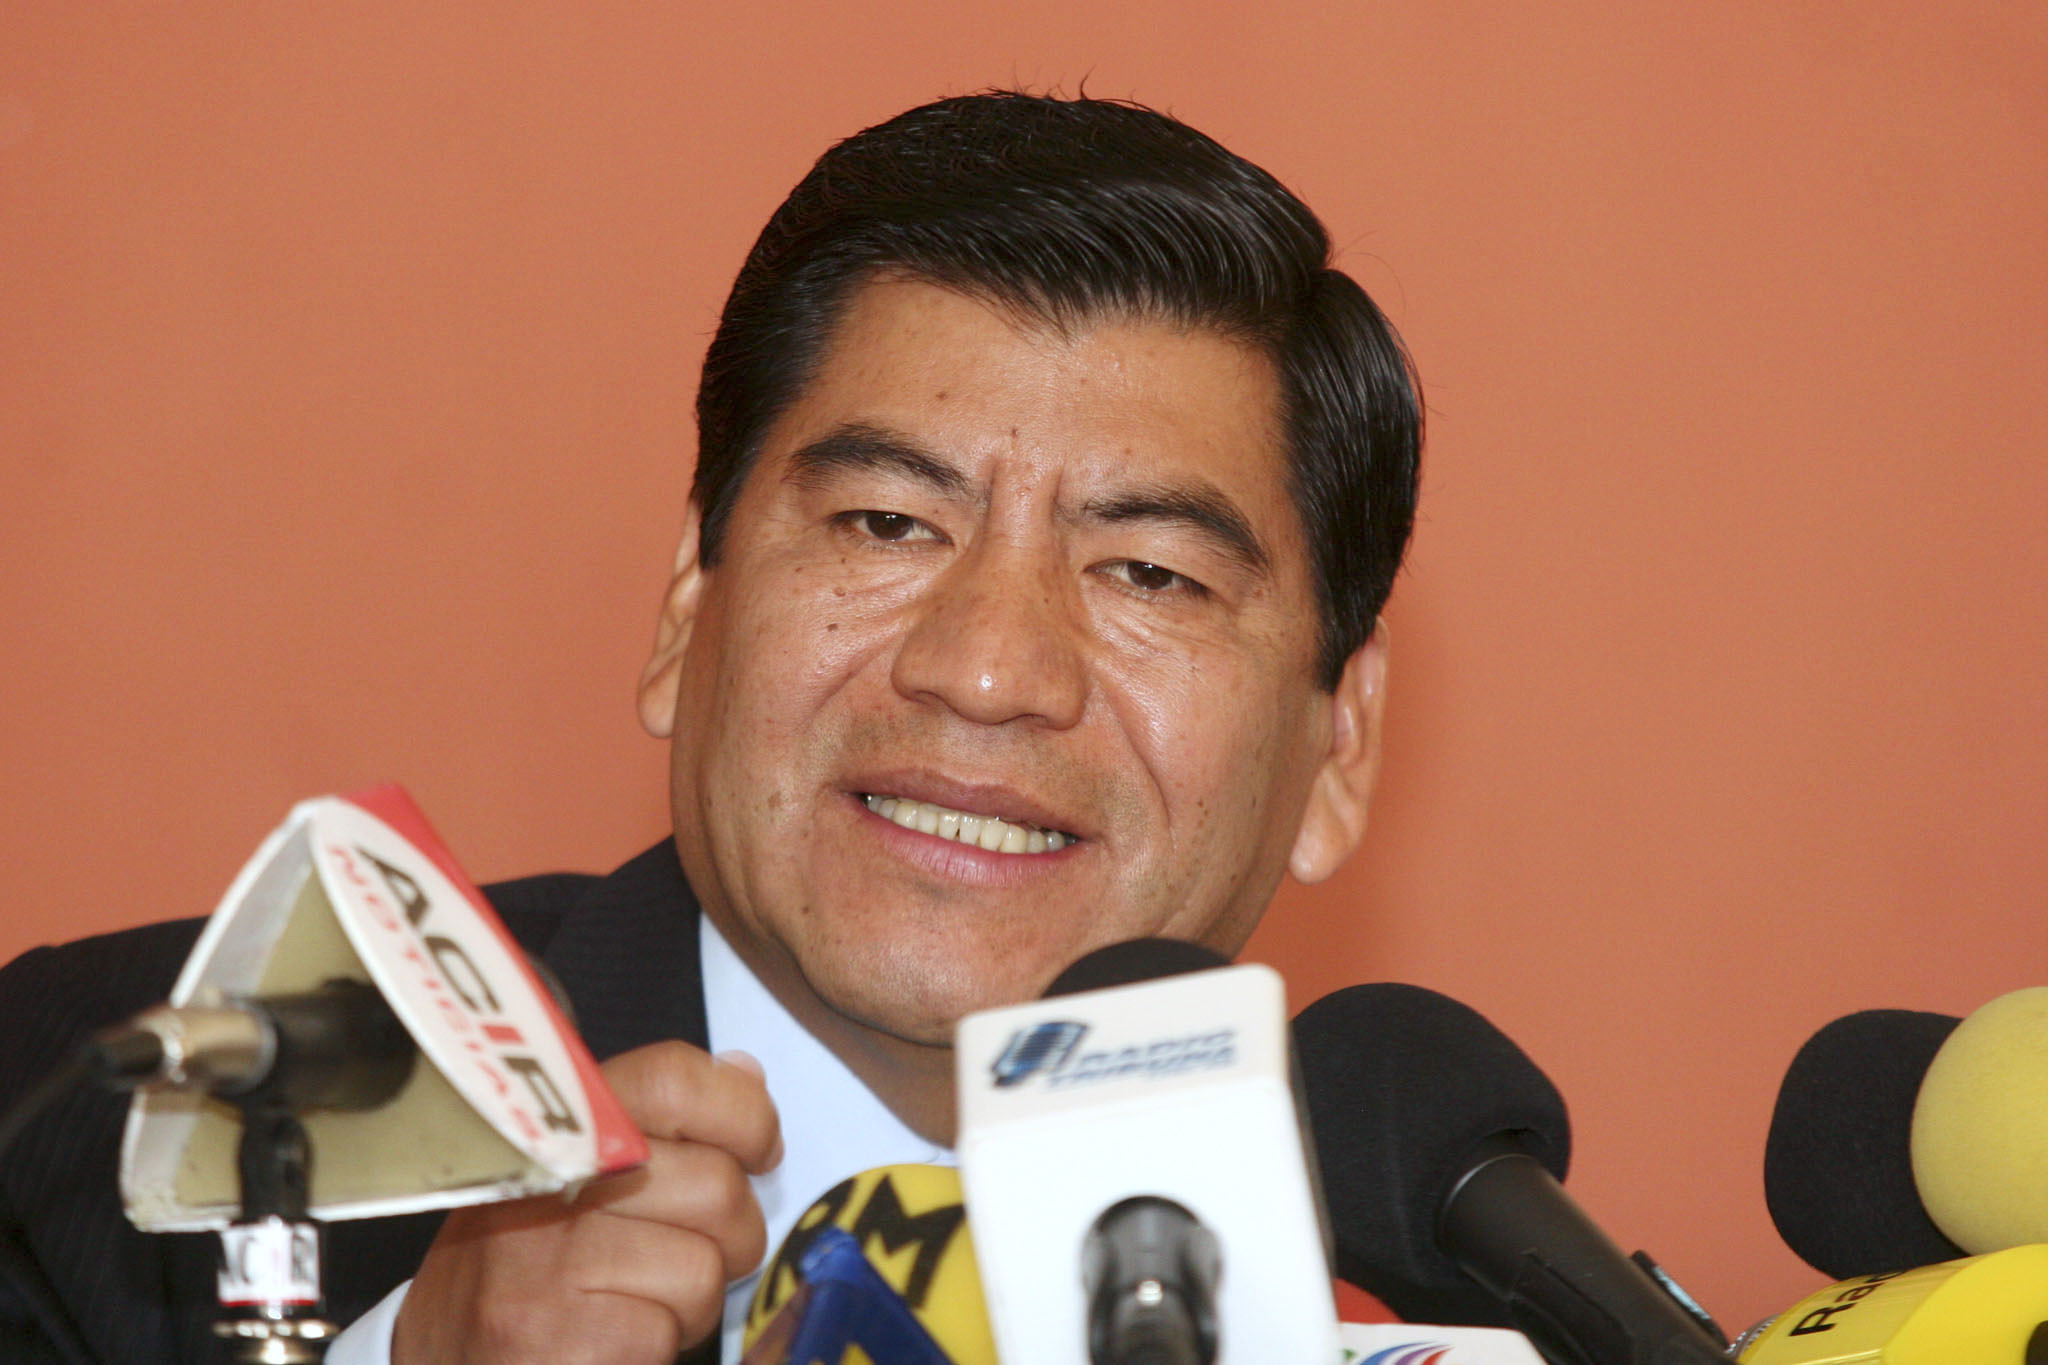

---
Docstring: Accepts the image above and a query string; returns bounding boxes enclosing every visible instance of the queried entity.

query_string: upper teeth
[862,794,1071,854]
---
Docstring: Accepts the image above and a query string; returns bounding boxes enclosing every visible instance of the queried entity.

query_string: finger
[577,1136,769,1278]
[565,1214,729,1351]
[395,1206,689,1365]
[601,1040,783,1173]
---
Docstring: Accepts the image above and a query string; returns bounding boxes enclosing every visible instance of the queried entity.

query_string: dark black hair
[694,91,1421,687]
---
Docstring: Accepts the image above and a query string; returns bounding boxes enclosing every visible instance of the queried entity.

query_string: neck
[816,1015,959,1148]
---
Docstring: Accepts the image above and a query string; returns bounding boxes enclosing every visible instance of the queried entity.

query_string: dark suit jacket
[0,841,720,1364]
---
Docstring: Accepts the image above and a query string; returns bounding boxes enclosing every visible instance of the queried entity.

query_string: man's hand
[392,1041,783,1365]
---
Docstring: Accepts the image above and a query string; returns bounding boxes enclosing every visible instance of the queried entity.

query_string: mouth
[859,792,1077,855]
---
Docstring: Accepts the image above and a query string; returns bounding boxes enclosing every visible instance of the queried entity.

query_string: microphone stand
[213,1092,337,1362]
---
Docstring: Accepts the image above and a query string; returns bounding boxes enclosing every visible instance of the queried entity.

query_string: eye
[837,510,940,543]
[1101,560,1207,597]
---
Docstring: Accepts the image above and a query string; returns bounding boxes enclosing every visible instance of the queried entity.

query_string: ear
[1288,623,1390,885]
[636,504,706,740]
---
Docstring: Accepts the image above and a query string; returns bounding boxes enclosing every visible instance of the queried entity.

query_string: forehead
[760,279,1305,555]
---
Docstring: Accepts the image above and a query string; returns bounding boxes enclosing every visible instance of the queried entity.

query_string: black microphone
[88,978,416,1112]
[1295,984,1726,1365]
[1043,938,1229,997]
[1082,1195,1220,1365]
[1763,1009,1966,1279]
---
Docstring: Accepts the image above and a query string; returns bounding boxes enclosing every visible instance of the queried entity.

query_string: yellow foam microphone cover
[742,1164,996,1365]
[1736,1244,2048,1363]
[1910,986,2048,1254]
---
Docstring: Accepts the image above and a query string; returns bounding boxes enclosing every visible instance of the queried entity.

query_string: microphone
[1909,986,2048,1256]
[1294,984,1728,1365]
[1766,990,2048,1276]
[39,783,648,1362]
[1747,993,2048,1361]
[1051,940,1232,1365]
[1082,1195,1220,1365]
[88,979,415,1111]
[1728,1244,2048,1363]
[117,783,644,1235]
[741,1163,995,1365]
[1041,938,1228,997]
[956,938,1339,1364]
[1763,1008,1966,1278]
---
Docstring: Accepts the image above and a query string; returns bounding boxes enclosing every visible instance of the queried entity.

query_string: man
[0,92,1419,1362]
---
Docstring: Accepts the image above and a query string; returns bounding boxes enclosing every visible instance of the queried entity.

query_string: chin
[817,951,1041,1049]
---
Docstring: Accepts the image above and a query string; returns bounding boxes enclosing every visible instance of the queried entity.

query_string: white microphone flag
[120,784,644,1231]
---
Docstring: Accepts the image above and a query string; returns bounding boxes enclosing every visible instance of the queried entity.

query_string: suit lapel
[539,838,711,1061]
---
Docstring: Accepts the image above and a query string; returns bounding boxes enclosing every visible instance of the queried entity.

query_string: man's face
[644,279,1362,1047]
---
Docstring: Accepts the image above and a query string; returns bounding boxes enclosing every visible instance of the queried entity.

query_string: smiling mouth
[860,793,1076,855]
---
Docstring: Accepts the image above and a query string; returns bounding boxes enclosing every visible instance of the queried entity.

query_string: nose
[891,537,1089,730]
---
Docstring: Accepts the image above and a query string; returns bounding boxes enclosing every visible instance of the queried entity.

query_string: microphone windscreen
[1043,938,1228,997]
[1763,1009,1964,1278]
[1293,983,1569,1320]
[744,1164,994,1364]
[1912,987,2048,1255]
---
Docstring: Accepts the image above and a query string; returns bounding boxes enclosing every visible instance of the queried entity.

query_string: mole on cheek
[826,622,839,632]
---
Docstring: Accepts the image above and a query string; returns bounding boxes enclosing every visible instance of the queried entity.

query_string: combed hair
[694,92,1421,687]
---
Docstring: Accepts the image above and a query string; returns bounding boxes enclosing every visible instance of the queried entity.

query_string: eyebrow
[782,420,1272,578]
[1080,482,1272,578]
[782,423,975,502]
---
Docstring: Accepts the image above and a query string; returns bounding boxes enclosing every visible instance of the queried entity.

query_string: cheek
[680,581,885,890]
[1119,653,1264,793]
[1118,657,1320,861]
[687,564,911,808]
[712,559,896,695]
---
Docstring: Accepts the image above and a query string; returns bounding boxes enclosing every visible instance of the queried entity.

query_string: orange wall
[5,2,2044,1334]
